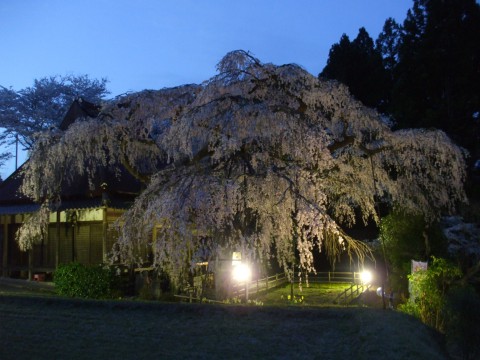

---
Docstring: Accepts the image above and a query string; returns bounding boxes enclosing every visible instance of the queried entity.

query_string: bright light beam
[232,263,251,282]
[360,270,373,284]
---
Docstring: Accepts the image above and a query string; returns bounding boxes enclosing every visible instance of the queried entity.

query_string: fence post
[328,271,331,283]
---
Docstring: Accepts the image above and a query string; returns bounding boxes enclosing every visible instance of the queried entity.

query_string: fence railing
[333,283,372,305]
[176,271,366,302]
[231,271,365,299]
[231,273,287,298]
[306,271,362,284]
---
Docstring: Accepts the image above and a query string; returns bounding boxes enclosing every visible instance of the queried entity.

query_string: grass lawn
[0,281,448,360]
[252,282,358,306]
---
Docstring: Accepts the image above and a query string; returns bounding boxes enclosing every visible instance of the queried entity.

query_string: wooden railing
[307,271,362,284]
[176,271,368,303]
[231,273,287,298]
[232,271,365,299]
[333,283,372,305]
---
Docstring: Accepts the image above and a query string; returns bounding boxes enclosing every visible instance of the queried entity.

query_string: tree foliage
[322,0,480,161]
[320,28,389,111]
[0,74,109,152]
[398,255,480,360]
[0,150,11,172]
[375,18,402,73]
[379,210,447,292]
[18,51,467,284]
[401,257,462,331]
[390,0,480,153]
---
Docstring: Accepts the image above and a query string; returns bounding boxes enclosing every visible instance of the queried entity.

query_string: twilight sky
[0,0,413,178]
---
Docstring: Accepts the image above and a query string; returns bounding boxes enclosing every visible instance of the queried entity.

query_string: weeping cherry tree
[18,51,467,285]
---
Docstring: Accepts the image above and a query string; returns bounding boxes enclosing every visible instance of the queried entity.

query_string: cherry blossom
[19,50,467,283]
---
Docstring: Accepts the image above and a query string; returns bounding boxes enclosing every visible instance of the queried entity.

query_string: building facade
[0,99,142,280]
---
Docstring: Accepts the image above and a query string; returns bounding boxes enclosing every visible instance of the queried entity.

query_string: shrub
[379,211,447,294]
[54,263,119,299]
[399,257,462,331]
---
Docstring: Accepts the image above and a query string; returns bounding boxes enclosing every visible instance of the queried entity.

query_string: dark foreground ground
[0,279,448,360]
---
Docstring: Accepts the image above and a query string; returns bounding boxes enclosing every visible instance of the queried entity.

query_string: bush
[54,263,119,299]
[379,211,448,294]
[399,257,461,331]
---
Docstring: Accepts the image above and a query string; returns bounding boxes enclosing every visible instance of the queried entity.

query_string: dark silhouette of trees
[321,0,480,162]
[320,28,389,112]
[390,0,480,157]
[0,149,10,172]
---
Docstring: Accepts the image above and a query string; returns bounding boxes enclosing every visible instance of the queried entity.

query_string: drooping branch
[18,50,466,284]
[119,139,153,184]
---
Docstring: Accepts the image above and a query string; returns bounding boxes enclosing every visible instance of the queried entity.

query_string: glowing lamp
[360,270,373,284]
[232,263,251,282]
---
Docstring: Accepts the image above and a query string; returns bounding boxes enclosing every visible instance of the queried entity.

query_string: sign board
[409,260,428,299]
[411,260,428,273]
[232,252,242,266]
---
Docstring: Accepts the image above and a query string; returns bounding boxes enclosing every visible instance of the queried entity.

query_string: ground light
[232,263,251,301]
[360,270,373,284]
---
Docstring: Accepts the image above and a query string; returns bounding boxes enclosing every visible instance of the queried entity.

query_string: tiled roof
[0,203,40,215]
[0,165,29,204]
[59,98,102,130]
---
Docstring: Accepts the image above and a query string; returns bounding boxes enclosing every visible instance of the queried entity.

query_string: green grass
[0,282,448,360]
[252,282,353,306]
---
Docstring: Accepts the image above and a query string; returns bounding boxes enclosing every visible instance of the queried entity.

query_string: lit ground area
[252,282,381,307]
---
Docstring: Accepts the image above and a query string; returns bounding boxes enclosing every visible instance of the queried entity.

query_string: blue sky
[0,0,412,178]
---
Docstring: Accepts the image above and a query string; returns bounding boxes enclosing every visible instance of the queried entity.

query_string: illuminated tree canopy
[18,51,467,283]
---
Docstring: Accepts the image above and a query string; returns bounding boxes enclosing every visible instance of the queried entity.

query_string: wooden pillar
[55,211,60,269]
[2,215,9,277]
[28,248,33,281]
[102,207,108,263]
[152,225,157,262]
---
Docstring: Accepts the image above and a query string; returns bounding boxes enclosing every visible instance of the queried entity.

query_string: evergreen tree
[376,18,402,73]
[320,28,390,112]
[390,0,480,158]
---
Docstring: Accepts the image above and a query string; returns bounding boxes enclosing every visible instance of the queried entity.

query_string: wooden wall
[0,208,125,278]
